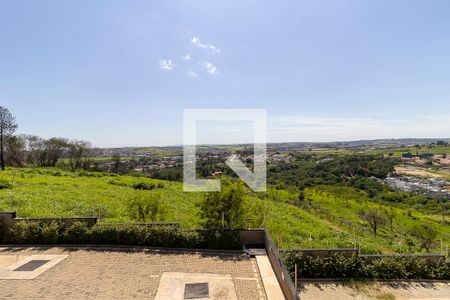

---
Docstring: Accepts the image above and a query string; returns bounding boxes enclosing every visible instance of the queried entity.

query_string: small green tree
[127,192,167,222]
[112,153,121,173]
[361,208,387,237]
[384,207,396,233]
[298,191,305,202]
[199,179,245,229]
[410,224,438,253]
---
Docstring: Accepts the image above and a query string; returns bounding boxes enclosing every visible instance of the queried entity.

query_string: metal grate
[13,260,50,271]
[184,282,209,299]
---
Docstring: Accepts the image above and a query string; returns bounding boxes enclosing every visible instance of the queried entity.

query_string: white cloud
[183,53,191,61]
[191,36,221,53]
[159,59,175,70]
[202,61,218,75]
[187,70,199,77]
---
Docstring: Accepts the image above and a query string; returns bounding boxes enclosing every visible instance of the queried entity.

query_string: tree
[199,179,245,229]
[0,107,18,170]
[112,153,121,173]
[5,135,26,167]
[410,224,438,253]
[24,135,46,166]
[384,207,396,233]
[44,138,68,167]
[360,208,387,237]
[67,140,91,171]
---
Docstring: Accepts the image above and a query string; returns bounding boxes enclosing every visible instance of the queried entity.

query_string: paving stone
[0,247,268,300]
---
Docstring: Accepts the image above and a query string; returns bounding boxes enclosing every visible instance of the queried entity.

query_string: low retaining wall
[15,217,98,227]
[98,222,180,228]
[239,228,266,246]
[0,212,97,229]
[264,230,300,300]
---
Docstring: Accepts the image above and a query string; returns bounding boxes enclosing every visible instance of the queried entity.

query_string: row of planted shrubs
[282,251,450,280]
[0,221,240,250]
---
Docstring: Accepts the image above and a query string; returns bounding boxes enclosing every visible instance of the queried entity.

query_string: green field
[0,168,448,255]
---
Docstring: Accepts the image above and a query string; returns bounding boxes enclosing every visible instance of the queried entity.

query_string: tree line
[0,106,92,171]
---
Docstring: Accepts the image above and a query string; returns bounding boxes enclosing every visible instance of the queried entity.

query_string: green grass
[0,168,448,254]
[302,185,450,254]
[0,168,352,249]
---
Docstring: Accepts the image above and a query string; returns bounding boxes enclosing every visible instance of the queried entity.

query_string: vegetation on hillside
[0,167,448,254]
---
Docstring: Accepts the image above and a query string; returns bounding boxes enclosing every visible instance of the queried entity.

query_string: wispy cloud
[158,37,221,76]
[187,70,199,77]
[159,59,175,70]
[191,36,221,53]
[202,61,218,75]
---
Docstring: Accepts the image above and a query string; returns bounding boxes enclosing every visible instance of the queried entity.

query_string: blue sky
[1,0,450,147]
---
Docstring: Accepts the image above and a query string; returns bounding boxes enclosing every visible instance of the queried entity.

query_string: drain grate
[184,282,209,299]
[13,260,51,271]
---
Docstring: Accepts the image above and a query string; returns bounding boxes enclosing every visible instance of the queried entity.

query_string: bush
[63,221,90,243]
[0,179,11,189]
[40,221,62,244]
[132,182,156,190]
[7,221,58,244]
[131,182,164,190]
[127,192,167,222]
[282,252,450,280]
[4,221,240,250]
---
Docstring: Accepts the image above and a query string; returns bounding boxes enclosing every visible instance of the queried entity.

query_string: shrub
[63,221,90,244]
[0,179,11,189]
[197,230,240,250]
[282,252,450,280]
[8,221,63,244]
[127,192,167,222]
[199,180,245,230]
[40,221,63,244]
[132,182,156,190]
[4,221,240,250]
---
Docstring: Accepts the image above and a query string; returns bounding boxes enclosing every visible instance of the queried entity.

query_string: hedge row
[1,221,241,250]
[282,251,450,280]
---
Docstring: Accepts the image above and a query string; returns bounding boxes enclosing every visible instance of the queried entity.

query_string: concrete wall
[264,230,300,300]
[0,211,98,230]
[239,228,266,246]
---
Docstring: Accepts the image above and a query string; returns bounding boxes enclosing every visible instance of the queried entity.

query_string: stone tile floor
[0,247,268,300]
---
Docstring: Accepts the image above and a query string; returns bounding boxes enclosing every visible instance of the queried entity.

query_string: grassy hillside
[0,168,448,254]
